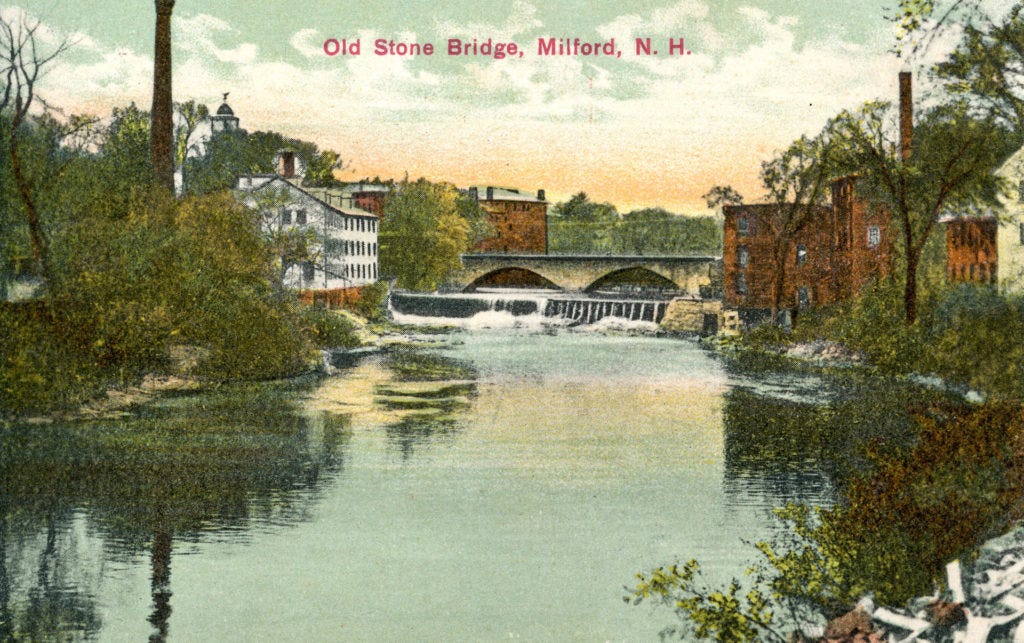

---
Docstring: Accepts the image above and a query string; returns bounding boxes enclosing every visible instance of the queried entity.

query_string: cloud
[435,0,543,41]
[598,0,722,52]
[290,28,323,59]
[174,13,259,65]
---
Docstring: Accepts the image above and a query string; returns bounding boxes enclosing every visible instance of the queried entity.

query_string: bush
[921,285,1024,400]
[0,303,104,415]
[299,305,362,349]
[348,281,389,322]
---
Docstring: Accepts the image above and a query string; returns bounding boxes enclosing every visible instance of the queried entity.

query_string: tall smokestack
[899,71,912,161]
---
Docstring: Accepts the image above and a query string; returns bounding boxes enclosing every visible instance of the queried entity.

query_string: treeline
[0,104,365,417]
[547,192,722,256]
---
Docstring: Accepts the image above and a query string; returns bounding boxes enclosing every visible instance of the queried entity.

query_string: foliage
[759,130,838,321]
[829,402,1024,604]
[379,178,479,291]
[547,192,619,254]
[609,209,721,255]
[921,285,1024,400]
[629,560,783,642]
[702,185,744,209]
[830,99,1012,323]
[347,280,390,322]
[795,279,926,373]
[183,128,345,195]
[635,402,1024,636]
[548,193,721,256]
[298,305,362,349]
[0,303,104,415]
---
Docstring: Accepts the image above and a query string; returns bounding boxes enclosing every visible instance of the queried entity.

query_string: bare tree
[0,10,71,283]
[151,0,176,192]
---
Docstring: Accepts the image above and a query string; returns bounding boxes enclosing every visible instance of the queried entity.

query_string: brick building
[723,175,891,321]
[468,186,548,254]
[944,216,998,285]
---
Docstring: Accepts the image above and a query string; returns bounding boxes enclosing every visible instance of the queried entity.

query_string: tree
[758,132,837,323]
[547,192,618,254]
[832,100,1011,323]
[379,178,479,291]
[151,0,175,191]
[0,10,71,285]
[246,186,321,292]
[702,185,744,210]
[174,99,209,189]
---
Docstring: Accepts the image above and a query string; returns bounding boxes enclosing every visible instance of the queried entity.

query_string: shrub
[921,285,1024,400]
[299,305,362,349]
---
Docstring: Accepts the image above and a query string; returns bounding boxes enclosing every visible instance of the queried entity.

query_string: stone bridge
[450,254,723,297]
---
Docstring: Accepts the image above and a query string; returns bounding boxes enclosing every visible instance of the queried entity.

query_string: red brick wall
[473,200,548,253]
[723,175,891,314]
[946,218,997,284]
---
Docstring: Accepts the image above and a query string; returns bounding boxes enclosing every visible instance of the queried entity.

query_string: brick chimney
[278,150,296,178]
[899,71,912,161]
[468,187,478,201]
[486,186,494,201]
[537,188,546,202]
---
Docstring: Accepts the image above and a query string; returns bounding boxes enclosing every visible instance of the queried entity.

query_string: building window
[1019,222,1024,245]
[796,244,807,266]
[798,287,810,308]
[737,245,749,268]
[302,262,315,282]
[867,226,881,248]
[296,209,307,225]
[281,210,292,225]
[1018,180,1024,203]
[737,216,750,236]
[736,273,748,295]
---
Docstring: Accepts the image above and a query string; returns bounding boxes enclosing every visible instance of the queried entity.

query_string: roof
[470,186,546,203]
[215,102,235,116]
[236,175,378,218]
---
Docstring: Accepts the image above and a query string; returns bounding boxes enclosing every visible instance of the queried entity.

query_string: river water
[0,327,925,640]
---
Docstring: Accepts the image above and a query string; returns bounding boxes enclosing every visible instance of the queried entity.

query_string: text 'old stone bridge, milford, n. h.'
[450,254,723,296]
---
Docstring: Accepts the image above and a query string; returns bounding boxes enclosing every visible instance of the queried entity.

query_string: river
[0,326,926,640]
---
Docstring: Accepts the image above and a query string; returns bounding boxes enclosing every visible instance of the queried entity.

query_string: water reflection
[0,381,351,641]
[721,367,947,508]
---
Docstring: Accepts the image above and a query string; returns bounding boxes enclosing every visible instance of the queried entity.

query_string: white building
[997,147,1024,292]
[236,172,380,289]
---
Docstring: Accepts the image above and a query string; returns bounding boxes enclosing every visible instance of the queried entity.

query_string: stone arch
[464,267,562,293]
[584,266,679,294]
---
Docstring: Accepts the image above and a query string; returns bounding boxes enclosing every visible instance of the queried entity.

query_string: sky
[3,1,988,214]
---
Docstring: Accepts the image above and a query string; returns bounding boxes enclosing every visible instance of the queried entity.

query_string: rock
[925,600,966,628]
[823,608,884,642]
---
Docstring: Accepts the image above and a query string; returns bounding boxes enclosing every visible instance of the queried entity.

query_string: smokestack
[899,71,912,162]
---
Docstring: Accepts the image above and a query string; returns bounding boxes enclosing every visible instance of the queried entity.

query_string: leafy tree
[610,208,721,256]
[183,129,345,194]
[759,131,837,323]
[245,186,321,292]
[151,0,175,191]
[702,185,744,210]
[379,178,481,291]
[831,100,1012,323]
[174,99,209,188]
[547,191,618,254]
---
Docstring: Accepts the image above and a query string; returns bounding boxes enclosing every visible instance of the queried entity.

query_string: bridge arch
[463,267,562,293]
[583,266,679,294]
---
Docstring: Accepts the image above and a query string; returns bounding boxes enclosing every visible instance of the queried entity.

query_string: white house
[236,172,380,289]
[996,147,1024,292]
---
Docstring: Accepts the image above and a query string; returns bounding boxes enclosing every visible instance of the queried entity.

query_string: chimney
[537,188,546,202]
[468,187,478,201]
[899,71,912,162]
[486,186,494,201]
[278,150,296,178]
